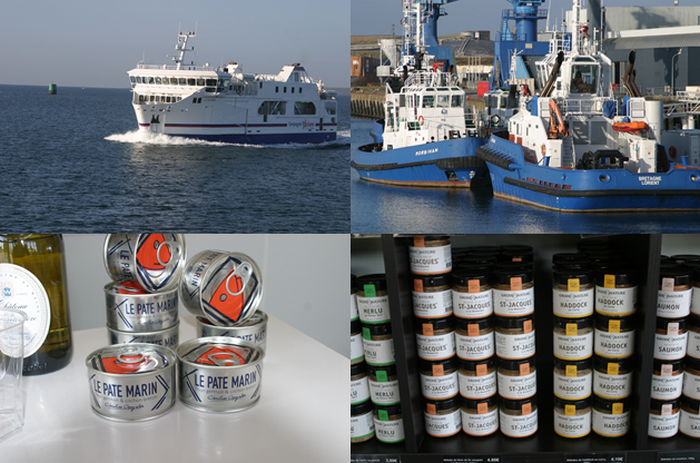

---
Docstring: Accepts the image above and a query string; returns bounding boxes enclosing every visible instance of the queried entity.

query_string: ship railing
[559,97,604,116]
[404,70,457,88]
[136,63,219,72]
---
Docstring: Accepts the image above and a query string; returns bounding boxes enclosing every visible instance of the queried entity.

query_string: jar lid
[351,274,357,292]
[660,267,691,287]
[362,322,392,337]
[554,315,594,331]
[357,274,387,293]
[351,361,368,377]
[577,240,610,253]
[591,395,631,412]
[86,343,174,375]
[455,316,494,332]
[470,246,501,254]
[413,273,450,290]
[594,313,636,331]
[594,266,637,286]
[412,235,450,246]
[672,254,700,264]
[650,397,680,412]
[500,396,537,411]
[425,396,461,413]
[553,258,593,271]
[681,395,700,413]
[685,356,700,373]
[495,261,534,271]
[553,268,593,286]
[593,356,633,372]
[692,268,700,284]
[653,357,684,373]
[496,315,535,330]
[415,316,454,334]
[373,403,401,416]
[553,253,588,264]
[461,395,498,410]
[554,357,593,372]
[452,261,495,274]
[351,319,362,335]
[501,245,533,254]
[451,269,490,287]
[497,356,536,374]
[554,397,591,411]
[460,357,495,373]
[656,316,688,332]
[367,363,398,378]
[419,356,459,373]
[500,249,534,263]
[493,268,533,285]
[351,400,374,415]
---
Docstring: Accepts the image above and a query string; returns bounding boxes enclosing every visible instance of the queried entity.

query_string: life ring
[541,144,546,156]
[491,114,501,125]
[418,115,425,126]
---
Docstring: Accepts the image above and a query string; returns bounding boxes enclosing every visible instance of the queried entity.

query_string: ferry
[351,0,489,188]
[127,31,337,144]
[476,0,700,212]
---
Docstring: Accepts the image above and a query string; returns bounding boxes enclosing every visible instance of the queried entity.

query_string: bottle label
[351,293,358,321]
[452,290,492,319]
[593,370,633,399]
[350,411,375,440]
[554,409,591,438]
[592,409,630,437]
[409,245,451,275]
[554,370,593,400]
[680,409,700,437]
[0,263,51,358]
[416,332,456,361]
[688,330,700,360]
[493,287,534,317]
[350,332,364,362]
[595,286,637,315]
[653,332,688,360]
[683,370,700,400]
[461,408,499,436]
[357,295,390,324]
[413,290,453,318]
[498,369,537,400]
[362,338,395,366]
[553,287,594,317]
[594,329,635,358]
[374,415,405,443]
[456,330,495,360]
[657,289,691,318]
[425,408,462,437]
[458,370,497,399]
[499,407,538,438]
[350,376,370,405]
[651,372,683,400]
[420,370,459,400]
[495,330,536,360]
[692,286,700,316]
[369,377,400,405]
[648,411,679,438]
[553,330,594,360]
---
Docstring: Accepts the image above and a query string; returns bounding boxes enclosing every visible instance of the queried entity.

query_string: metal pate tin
[180,250,263,326]
[104,282,179,332]
[107,321,180,350]
[196,310,268,351]
[86,343,176,421]
[104,234,186,293]
[177,337,264,412]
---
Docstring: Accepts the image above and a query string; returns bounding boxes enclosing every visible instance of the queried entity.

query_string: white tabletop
[3,315,349,462]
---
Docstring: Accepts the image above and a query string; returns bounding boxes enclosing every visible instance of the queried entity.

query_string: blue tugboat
[476,0,700,211]
[352,0,488,188]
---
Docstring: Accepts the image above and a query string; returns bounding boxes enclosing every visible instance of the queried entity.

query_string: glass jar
[658,268,692,318]
[497,356,537,400]
[368,363,401,406]
[654,317,688,360]
[455,316,495,361]
[594,313,635,359]
[593,356,633,399]
[554,397,592,438]
[373,404,405,444]
[553,316,594,361]
[652,358,684,400]
[492,268,534,318]
[680,395,700,438]
[554,357,593,400]
[419,357,459,400]
[409,235,451,275]
[424,396,462,438]
[412,274,453,319]
[552,269,594,318]
[684,357,700,401]
[495,315,535,360]
[356,274,390,324]
[350,319,364,365]
[687,313,700,360]
[692,267,700,316]
[648,398,680,438]
[591,396,631,437]
[499,396,538,438]
[362,323,395,366]
[458,357,497,400]
[451,269,492,319]
[351,274,359,322]
[461,395,499,437]
[351,401,375,443]
[350,361,370,406]
[415,316,456,361]
[594,266,637,316]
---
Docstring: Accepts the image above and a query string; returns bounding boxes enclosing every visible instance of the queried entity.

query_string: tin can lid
[86,343,174,375]
[177,337,264,367]
[455,316,493,332]
[660,267,691,287]
[554,315,594,331]
[656,316,687,331]
[199,252,264,326]
[553,268,593,286]
[493,268,533,285]
[451,269,490,287]
[415,316,454,334]
[357,274,387,293]
[413,273,450,290]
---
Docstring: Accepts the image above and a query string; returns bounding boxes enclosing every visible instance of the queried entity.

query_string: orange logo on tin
[101,354,151,374]
[209,271,245,322]
[137,234,172,272]
[195,346,248,366]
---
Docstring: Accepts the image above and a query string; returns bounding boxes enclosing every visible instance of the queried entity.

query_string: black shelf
[351,234,700,461]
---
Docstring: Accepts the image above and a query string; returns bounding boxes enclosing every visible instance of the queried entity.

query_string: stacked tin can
[103,233,185,348]
[410,236,461,439]
[356,273,403,444]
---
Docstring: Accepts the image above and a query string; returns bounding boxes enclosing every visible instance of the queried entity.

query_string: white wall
[63,234,349,357]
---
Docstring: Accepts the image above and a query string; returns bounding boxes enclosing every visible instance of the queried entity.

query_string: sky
[351,0,700,37]
[0,0,349,89]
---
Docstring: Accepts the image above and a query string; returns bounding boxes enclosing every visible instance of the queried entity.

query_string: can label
[420,370,458,400]
[680,409,700,437]
[362,338,395,366]
[553,288,594,317]
[657,289,692,318]
[495,330,536,360]
[593,370,632,399]
[554,409,591,438]
[594,329,634,358]
[424,409,462,437]
[409,245,451,275]
[554,370,593,400]
[493,288,534,317]
[456,331,495,360]
[688,330,700,359]
[180,362,262,410]
[683,371,700,400]
[458,370,497,399]
[369,377,400,405]
[651,373,683,400]
[196,312,268,351]
[462,408,499,436]
[553,331,593,360]
[416,332,456,361]
[357,295,390,324]
[497,370,537,399]
[595,286,637,316]
[653,332,688,360]
[350,333,364,363]
[108,325,179,349]
[374,415,405,443]
[413,290,453,318]
[0,264,50,358]
[499,407,538,438]
[453,290,492,319]
[592,409,630,437]
[648,411,679,438]
[350,376,370,405]
[350,411,374,440]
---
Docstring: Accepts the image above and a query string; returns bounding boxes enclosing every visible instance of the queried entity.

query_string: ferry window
[422,95,435,108]
[205,79,217,87]
[451,95,463,107]
[292,88,295,93]
[197,78,205,86]
[260,82,263,89]
[571,64,598,94]
[258,101,287,115]
[188,78,196,86]
[294,72,299,82]
[399,95,406,107]
[148,77,154,84]
[275,86,279,93]
[294,102,316,115]
[325,102,336,115]
[284,87,287,93]
[299,88,302,94]
[166,96,171,103]
[170,78,178,85]
[136,77,141,84]
[179,78,186,86]
[437,95,450,108]
[149,95,154,102]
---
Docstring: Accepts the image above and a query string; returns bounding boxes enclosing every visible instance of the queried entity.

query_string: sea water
[0,85,350,232]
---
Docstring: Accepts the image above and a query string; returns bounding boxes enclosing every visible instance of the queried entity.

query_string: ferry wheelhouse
[127,31,337,144]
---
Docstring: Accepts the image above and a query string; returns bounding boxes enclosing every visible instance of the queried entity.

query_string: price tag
[351,456,402,463]
[566,453,626,463]
[657,451,700,462]
[442,455,501,463]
